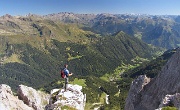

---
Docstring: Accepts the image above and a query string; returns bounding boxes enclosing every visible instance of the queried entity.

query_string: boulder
[0,84,33,110]
[17,84,49,110]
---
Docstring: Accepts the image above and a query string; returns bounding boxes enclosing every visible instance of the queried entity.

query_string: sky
[0,0,180,16]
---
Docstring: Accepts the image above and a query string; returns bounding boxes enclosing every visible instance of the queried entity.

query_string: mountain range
[1,13,180,49]
[44,13,180,49]
[0,12,179,109]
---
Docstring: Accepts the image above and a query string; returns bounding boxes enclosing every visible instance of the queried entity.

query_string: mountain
[0,14,163,109]
[89,14,180,49]
[0,14,97,43]
[115,48,176,109]
[125,48,180,110]
[44,13,180,49]
[43,12,96,25]
[0,31,160,89]
[3,13,179,50]
[0,14,161,88]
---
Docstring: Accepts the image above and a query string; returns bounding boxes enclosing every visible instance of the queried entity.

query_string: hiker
[63,64,73,91]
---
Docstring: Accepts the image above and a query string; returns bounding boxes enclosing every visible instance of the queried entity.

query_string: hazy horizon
[0,0,180,16]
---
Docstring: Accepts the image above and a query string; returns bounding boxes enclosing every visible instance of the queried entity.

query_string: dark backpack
[60,69,65,78]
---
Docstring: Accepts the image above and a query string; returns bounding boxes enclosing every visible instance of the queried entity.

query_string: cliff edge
[125,48,180,110]
[0,84,86,110]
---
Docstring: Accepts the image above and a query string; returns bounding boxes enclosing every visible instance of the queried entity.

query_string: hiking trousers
[65,77,69,90]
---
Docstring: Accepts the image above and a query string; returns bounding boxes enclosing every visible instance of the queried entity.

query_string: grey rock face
[125,75,151,110]
[0,84,33,110]
[0,83,86,110]
[125,48,180,110]
[17,84,49,110]
[157,93,180,109]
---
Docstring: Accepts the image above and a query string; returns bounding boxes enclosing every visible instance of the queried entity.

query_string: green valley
[0,13,174,109]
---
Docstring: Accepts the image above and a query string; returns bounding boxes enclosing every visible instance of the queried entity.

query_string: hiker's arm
[68,72,73,76]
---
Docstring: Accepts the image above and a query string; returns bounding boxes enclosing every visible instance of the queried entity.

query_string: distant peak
[2,14,13,19]
[114,31,126,37]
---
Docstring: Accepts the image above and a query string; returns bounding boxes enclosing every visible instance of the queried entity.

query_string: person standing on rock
[61,64,73,91]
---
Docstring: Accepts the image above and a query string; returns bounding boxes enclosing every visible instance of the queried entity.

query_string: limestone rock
[0,83,86,110]
[46,84,86,110]
[157,93,180,109]
[17,84,49,110]
[0,84,33,110]
[125,75,151,110]
[125,48,180,110]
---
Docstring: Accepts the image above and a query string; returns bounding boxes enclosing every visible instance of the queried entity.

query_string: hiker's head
[64,64,68,68]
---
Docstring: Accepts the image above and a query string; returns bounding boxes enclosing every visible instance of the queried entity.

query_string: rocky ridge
[125,48,180,110]
[0,84,86,110]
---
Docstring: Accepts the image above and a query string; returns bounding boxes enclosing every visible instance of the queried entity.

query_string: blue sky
[0,0,180,16]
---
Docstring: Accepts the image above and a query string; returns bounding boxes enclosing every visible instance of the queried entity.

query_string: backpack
[60,69,66,78]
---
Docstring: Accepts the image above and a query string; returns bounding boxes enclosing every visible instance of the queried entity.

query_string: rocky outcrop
[157,93,180,109]
[17,84,49,110]
[125,75,151,110]
[0,84,85,110]
[46,84,86,110]
[0,84,33,110]
[125,48,180,110]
